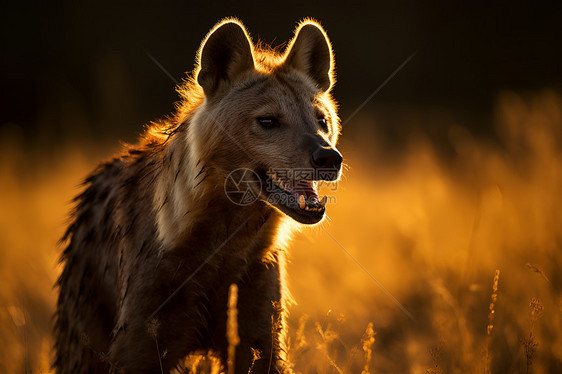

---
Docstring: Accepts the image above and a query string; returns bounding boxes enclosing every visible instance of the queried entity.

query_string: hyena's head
[190,19,342,224]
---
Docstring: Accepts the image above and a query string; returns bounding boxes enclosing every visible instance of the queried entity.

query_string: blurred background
[1,1,562,373]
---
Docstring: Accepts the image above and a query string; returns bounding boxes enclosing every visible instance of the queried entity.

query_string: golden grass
[227,284,240,374]
[1,91,561,373]
[484,270,500,374]
[521,297,544,374]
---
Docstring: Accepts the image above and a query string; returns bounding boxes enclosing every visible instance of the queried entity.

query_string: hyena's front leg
[108,316,164,373]
[228,254,293,374]
[108,299,205,373]
[107,270,207,373]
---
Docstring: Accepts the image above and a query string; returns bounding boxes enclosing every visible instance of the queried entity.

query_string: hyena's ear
[284,21,334,92]
[197,20,255,97]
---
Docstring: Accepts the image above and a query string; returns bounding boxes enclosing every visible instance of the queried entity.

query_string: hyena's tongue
[292,180,318,200]
[290,180,327,211]
[268,171,327,211]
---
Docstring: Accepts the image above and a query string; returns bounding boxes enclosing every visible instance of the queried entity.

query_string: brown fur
[54,18,341,373]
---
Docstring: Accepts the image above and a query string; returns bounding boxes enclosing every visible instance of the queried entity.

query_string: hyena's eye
[318,116,328,132]
[257,117,278,129]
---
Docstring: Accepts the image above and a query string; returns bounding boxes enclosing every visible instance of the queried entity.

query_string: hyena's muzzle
[259,134,343,225]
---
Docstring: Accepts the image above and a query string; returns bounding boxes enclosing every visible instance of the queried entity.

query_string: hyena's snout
[311,145,343,180]
[304,134,343,181]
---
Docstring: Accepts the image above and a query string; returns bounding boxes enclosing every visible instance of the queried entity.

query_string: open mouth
[256,169,329,224]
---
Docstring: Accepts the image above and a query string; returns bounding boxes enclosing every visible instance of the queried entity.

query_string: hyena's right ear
[197,20,255,97]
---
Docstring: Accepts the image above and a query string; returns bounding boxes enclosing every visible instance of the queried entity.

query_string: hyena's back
[55,159,122,372]
[54,155,163,372]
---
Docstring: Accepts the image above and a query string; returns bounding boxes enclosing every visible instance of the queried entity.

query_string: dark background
[1,1,561,151]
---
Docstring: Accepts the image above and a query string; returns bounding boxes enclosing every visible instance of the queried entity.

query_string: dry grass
[484,270,500,374]
[521,298,544,374]
[1,91,561,373]
[227,284,240,374]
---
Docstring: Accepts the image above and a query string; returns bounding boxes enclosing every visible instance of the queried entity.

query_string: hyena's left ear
[197,20,255,97]
[284,21,334,92]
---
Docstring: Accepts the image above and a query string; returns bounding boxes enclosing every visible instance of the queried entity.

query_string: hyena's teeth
[298,195,306,209]
[269,172,279,185]
[320,195,327,207]
[269,172,288,190]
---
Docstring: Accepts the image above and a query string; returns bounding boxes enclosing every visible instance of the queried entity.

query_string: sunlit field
[1,91,561,373]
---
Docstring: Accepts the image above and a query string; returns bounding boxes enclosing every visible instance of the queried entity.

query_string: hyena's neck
[152,125,210,247]
[150,123,282,251]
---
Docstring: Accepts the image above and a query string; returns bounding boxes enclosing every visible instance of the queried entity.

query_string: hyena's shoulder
[66,145,165,249]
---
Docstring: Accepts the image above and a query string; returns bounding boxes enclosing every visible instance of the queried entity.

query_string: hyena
[54,18,342,373]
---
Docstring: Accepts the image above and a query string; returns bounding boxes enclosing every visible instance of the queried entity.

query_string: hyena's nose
[311,146,343,171]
